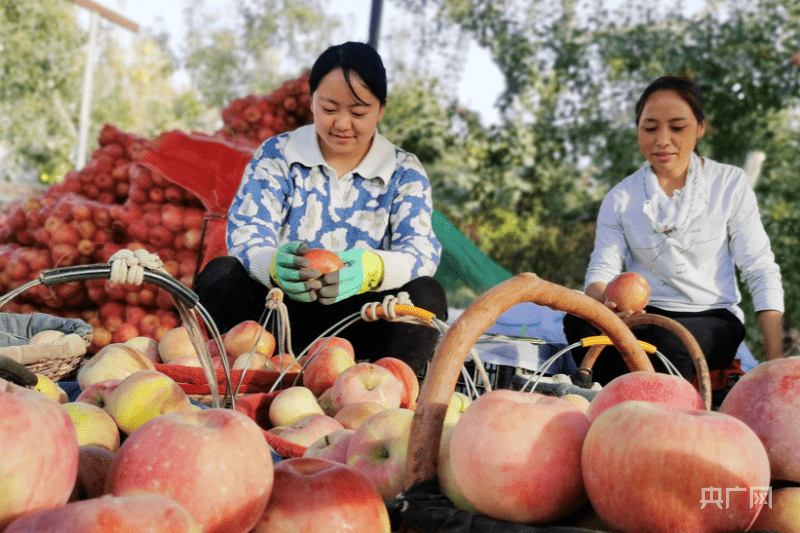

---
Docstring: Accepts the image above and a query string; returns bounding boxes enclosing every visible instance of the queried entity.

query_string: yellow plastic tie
[581,335,657,354]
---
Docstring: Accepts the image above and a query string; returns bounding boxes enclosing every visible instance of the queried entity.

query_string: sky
[78,0,505,125]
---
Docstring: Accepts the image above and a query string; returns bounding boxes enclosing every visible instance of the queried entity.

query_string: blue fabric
[0,313,92,348]
[59,381,82,402]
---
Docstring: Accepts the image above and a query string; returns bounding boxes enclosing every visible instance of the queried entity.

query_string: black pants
[192,256,448,374]
[562,306,745,385]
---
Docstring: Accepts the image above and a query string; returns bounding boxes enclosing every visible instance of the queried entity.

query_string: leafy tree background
[1,0,799,358]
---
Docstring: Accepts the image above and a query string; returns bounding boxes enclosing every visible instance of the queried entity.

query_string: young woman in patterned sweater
[194,42,446,373]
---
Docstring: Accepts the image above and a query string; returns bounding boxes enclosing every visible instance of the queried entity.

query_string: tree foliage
[391,0,800,355]
[184,0,339,108]
[0,1,83,181]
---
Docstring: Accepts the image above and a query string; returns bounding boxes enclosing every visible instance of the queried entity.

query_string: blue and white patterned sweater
[227,125,441,291]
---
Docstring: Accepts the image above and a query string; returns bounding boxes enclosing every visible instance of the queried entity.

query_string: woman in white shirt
[563,76,784,386]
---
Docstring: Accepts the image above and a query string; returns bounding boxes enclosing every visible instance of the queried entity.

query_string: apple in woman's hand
[605,272,650,313]
[304,248,344,276]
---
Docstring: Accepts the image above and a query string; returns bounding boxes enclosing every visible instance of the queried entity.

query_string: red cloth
[154,363,299,395]
[155,366,308,459]
[138,130,256,270]
[138,130,254,214]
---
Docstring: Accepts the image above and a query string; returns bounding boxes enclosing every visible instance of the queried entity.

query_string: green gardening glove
[269,242,322,302]
[318,249,384,305]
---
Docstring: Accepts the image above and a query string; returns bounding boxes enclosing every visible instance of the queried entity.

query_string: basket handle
[405,273,653,489]
[576,314,712,410]
[32,264,230,409]
[38,265,199,308]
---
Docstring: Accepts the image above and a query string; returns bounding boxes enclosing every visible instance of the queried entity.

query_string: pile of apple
[0,72,313,355]
[432,360,800,533]
[5,317,800,532]
[0,318,421,532]
[215,73,313,148]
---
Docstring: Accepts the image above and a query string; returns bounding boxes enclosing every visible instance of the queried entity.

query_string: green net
[432,210,513,301]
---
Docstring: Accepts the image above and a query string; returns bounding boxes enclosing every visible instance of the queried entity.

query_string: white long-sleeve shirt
[586,154,784,323]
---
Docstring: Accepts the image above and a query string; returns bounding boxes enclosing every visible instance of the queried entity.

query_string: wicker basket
[0,333,91,382]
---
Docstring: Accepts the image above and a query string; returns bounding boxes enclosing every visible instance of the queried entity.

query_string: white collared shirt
[586,156,784,322]
[227,125,441,290]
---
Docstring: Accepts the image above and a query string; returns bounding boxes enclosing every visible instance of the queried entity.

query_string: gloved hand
[269,242,322,302]
[318,249,384,305]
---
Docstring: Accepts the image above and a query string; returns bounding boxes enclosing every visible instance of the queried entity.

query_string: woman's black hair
[635,76,705,126]
[635,76,705,155]
[309,42,387,106]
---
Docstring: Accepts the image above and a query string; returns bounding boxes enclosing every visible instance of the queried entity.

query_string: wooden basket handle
[405,273,653,488]
[577,313,712,410]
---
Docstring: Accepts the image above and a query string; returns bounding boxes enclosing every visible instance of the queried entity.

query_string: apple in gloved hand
[304,248,345,278]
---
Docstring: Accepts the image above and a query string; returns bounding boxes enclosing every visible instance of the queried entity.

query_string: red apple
[582,401,770,533]
[252,457,390,533]
[268,386,324,427]
[232,351,276,371]
[331,362,403,412]
[304,248,345,277]
[303,336,356,363]
[275,413,345,448]
[437,423,478,513]
[124,336,160,363]
[750,486,800,532]
[605,272,650,312]
[450,389,590,523]
[303,428,355,463]
[302,345,355,397]
[718,357,800,483]
[158,326,200,363]
[374,356,420,409]
[333,401,386,430]
[587,371,705,422]
[0,380,79,529]
[63,401,121,451]
[68,445,117,502]
[317,387,337,416]
[75,378,121,408]
[103,369,194,435]
[223,320,276,359]
[77,343,156,389]
[106,408,274,533]
[5,493,201,532]
[271,353,303,373]
[346,407,415,500]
